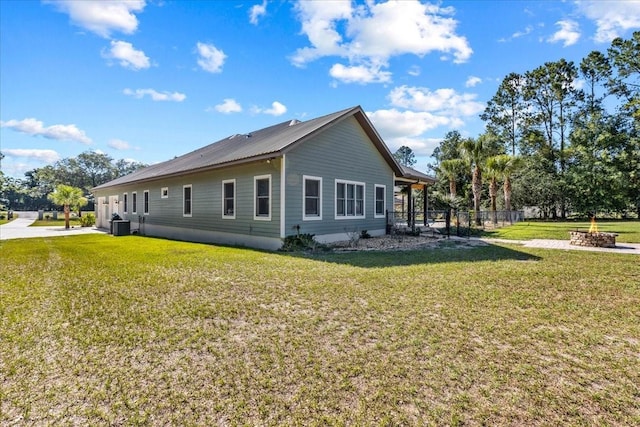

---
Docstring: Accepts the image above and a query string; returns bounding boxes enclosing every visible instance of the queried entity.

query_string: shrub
[280,233,324,252]
[79,213,96,227]
[360,230,372,239]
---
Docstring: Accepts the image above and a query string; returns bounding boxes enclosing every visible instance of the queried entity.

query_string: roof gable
[94,106,403,190]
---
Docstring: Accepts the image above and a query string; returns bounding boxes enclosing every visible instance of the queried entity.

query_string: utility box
[112,220,131,236]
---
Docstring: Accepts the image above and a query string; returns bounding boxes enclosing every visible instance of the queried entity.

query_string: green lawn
[1,235,638,425]
[480,220,640,243]
[29,217,82,227]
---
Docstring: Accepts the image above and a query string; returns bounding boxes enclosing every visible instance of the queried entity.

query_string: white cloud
[123,88,186,102]
[291,0,471,84]
[367,109,452,138]
[329,63,392,84]
[2,148,61,164]
[102,40,150,70]
[388,85,485,117]
[1,118,92,144]
[252,101,287,116]
[576,0,640,43]
[249,0,268,25]
[547,20,581,47]
[465,76,482,88]
[196,42,226,73]
[107,139,132,150]
[214,99,243,114]
[46,0,146,38]
[407,65,421,77]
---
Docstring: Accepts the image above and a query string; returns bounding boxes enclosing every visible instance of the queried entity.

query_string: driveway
[0,211,107,240]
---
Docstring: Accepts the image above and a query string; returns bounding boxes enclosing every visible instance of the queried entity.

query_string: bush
[280,233,325,252]
[79,213,96,227]
[360,230,372,239]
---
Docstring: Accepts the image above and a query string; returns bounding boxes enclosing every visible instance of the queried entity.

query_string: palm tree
[460,137,485,226]
[485,156,501,225]
[486,154,523,222]
[48,184,87,229]
[437,159,466,198]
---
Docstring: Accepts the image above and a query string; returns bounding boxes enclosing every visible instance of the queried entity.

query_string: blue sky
[2,0,640,178]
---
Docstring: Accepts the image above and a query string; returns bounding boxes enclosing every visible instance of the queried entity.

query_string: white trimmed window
[254,175,271,220]
[303,176,322,220]
[183,185,192,217]
[222,179,235,219]
[143,190,149,215]
[161,187,169,198]
[123,193,128,214]
[132,191,137,214]
[335,180,365,219]
[375,184,386,218]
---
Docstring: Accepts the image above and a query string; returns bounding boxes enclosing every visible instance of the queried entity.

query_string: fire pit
[569,217,617,248]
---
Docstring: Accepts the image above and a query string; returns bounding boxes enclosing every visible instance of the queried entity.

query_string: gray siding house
[93,106,409,250]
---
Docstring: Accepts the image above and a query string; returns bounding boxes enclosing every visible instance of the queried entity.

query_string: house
[92,106,431,250]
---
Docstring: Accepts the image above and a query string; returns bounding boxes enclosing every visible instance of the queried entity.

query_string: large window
[132,192,137,214]
[183,185,192,217]
[143,190,149,215]
[123,193,128,214]
[254,175,271,220]
[375,184,386,218]
[303,176,322,220]
[336,180,365,218]
[222,179,235,219]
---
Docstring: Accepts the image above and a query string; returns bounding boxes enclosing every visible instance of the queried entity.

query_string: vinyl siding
[93,160,281,240]
[284,116,394,238]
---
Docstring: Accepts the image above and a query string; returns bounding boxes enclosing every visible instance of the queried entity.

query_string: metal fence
[387,209,525,238]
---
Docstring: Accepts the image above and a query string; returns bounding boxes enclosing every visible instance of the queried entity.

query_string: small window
[254,175,271,220]
[183,185,192,217]
[123,193,128,214]
[161,187,169,198]
[335,180,365,219]
[132,192,137,214]
[222,179,235,219]
[143,190,149,215]
[375,185,386,218]
[303,176,322,220]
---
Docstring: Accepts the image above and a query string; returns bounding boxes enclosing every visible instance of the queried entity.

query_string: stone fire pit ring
[569,230,618,248]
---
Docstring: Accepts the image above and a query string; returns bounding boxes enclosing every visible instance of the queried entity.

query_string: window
[123,193,128,214]
[254,175,271,220]
[303,176,322,220]
[161,187,169,198]
[335,180,365,218]
[143,190,149,215]
[132,192,137,214]
[375,185,386,218]
[222,179,235,219]
[183,185,192,217]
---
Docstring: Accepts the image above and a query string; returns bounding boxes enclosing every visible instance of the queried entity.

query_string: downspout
[280,154,286,239]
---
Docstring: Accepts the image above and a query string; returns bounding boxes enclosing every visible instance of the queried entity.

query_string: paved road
[0,211,106,240]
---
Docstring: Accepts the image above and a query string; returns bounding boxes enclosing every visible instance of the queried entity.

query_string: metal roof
[94,106,405,191]
[396,165,436,185]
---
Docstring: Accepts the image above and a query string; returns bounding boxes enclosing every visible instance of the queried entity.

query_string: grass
[480,220,640,243]
[1,235,639,425]
[29,217,82,227]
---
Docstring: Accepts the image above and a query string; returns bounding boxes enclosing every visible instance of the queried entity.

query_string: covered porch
[391,165,437,232]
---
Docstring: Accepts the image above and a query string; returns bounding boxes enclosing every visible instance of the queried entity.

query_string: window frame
[132,191,137,214]
[183,184,192,217]
[161,187,169,199]
[303,175,322,221]
[335,179,365,219]
[253,174,271,221]
[374,184,386,218]
[143,190,150,215]
[123,192,128,214]
[222,179,236,219]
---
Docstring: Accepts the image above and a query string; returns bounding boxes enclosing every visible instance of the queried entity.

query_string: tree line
[0,151,146,211]
[429,31,639,220]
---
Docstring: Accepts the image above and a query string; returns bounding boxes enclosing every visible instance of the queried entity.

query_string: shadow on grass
[282,241,541,268]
